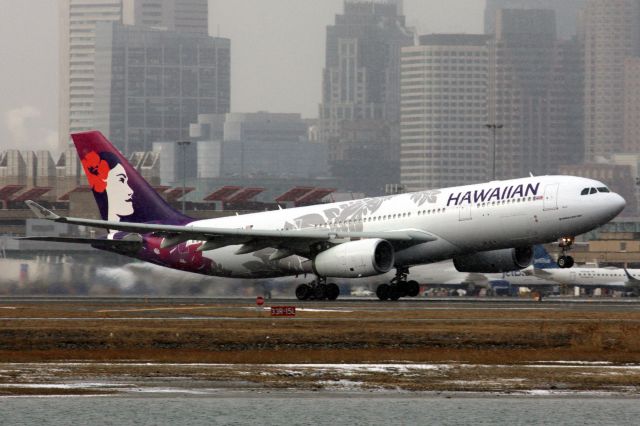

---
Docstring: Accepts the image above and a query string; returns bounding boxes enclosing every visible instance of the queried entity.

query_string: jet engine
[453,246,534,273]
[313,239,394,278]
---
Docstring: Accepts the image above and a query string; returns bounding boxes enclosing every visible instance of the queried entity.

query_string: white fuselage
[184,175,625,278]
[537,267,640,289]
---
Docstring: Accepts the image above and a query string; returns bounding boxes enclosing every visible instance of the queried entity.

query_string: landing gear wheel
[388,286,401,301]
[325,283,340,301]
[314,283,328,300]
[558,236,576,269]
[406,280,420,297]
[557,255,574,268]
[557,255,567,268]
[296,284,311,301]
[376,284,390,301]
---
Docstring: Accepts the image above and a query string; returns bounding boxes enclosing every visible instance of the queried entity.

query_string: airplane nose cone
[612,193,626,216]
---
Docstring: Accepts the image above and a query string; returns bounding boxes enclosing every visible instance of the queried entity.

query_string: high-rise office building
[489,9,584,179]
[484,0,586,40]
[123,0,208,34]
[400,34,490,192]
[93,23,230,154]
[319,0,413,195]
[58,0,209,151]
[584,0,640,160]
[624,58,640,153]
[223,113,309,143]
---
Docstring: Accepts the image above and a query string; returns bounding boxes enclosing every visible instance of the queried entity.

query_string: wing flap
[16,236,142,254]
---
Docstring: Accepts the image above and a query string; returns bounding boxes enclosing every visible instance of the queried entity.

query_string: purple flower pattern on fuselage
[282,196,395,233]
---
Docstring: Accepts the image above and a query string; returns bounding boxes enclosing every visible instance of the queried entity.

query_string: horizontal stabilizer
[25,200,60,220]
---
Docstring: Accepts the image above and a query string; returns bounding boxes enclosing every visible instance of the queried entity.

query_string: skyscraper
[624,58,640,153]
[400,34,490,191]
[584,0,640,160]
[489,9,584,179]
[484,0,586,40]
[319,0,413,195]
[123,0,208,34]
[58,0,209,151]
[93,23,229,154]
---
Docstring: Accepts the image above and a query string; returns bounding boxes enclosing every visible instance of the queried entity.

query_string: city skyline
[0,0,483,154]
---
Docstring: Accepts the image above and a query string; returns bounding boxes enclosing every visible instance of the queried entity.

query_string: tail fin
[71,131,189,224]
[533,245,558,270]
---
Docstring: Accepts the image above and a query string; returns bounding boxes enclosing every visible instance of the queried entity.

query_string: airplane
[532,250,640,295]
[21,131,626,301]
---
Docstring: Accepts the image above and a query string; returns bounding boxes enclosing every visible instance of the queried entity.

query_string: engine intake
[453,246,534,273]
[313,239,394,278]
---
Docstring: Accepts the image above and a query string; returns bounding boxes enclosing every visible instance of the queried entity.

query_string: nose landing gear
[557,236,575,268]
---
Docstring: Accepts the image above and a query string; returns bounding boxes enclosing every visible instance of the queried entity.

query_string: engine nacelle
[453,246,534,273]
[313,239,394,278]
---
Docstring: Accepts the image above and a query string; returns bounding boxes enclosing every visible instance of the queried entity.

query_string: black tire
[389,286,401,301]
[314,284,328,300]
[565,256,575,268]
[397,281,409,297]
[376,283,390,301]
[557,255,567,268]
[326,283,340,301]
[295,284,311,301]
[406,280,420,297]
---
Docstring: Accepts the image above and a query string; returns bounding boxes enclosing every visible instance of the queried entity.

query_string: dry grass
[2,300,640,393]
[1,301,640,363]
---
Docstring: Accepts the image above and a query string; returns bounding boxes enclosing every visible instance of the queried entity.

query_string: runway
[1,296,640,395]
[3,295,640,315]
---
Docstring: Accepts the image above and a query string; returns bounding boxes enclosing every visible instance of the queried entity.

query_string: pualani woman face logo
[81,151,134,221]
[105,163,134,219]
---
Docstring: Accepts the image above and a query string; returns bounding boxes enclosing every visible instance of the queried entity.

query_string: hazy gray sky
[0,0,484,154]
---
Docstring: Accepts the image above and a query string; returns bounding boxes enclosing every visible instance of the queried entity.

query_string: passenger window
[581,188,589,195]
[590,187,597,194]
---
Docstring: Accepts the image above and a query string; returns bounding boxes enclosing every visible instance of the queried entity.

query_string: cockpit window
[581,188,589,195]
[597,187,610,193]
[590,187,598,194]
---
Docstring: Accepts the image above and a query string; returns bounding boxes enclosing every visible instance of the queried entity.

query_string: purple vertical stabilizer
[71,131,190,224]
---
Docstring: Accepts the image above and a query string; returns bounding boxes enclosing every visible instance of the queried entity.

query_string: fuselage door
[543,184,559,211]
[459,203,472,221]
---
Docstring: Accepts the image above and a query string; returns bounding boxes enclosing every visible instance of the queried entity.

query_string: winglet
[25,200,61,221]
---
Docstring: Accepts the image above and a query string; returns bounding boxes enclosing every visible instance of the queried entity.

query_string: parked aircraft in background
[22,131,626,301]
[533,250,640,295]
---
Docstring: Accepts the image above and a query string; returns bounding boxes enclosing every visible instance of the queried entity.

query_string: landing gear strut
[557,236,575,268]
[376,267,420,301]
[295,277,340,301]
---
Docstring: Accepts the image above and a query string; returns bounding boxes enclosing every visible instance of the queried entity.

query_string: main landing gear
[295,277,340,301]
[376,267,420,301]
[557,236,575,268]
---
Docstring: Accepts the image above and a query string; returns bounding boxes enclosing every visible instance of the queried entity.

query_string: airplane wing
[16,236,143,255]
[465,273,490,283]
[531,268,553,279]
[25,200,437,257]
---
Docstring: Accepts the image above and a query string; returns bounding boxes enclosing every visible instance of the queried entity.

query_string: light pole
[177,140,191,214]
[485,123,503,180]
